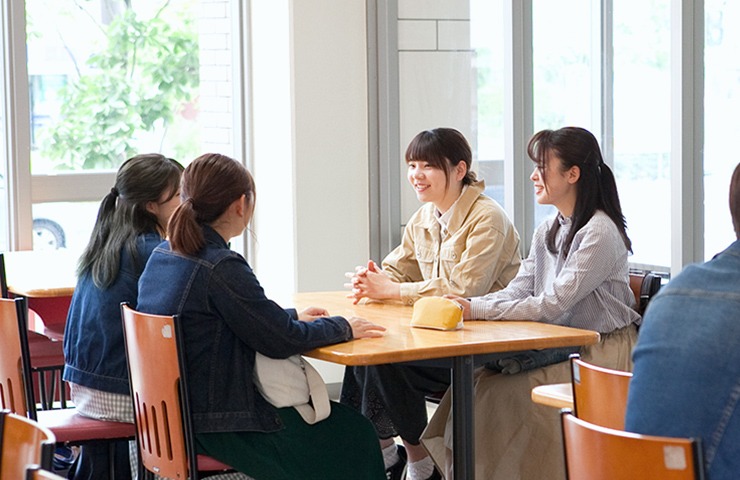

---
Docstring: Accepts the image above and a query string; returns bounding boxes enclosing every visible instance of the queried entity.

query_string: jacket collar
[444,179,486,235]
[202,224,231,250]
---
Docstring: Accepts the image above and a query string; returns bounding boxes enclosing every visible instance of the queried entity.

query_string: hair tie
[110,187,120,197]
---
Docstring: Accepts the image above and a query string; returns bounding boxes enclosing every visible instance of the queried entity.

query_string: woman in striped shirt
[422,126,641,480]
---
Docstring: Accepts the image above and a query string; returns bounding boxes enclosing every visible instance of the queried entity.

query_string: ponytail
[168,154,255,256]
[78,154,183,288]
[529,127,631,257]
[168,199,206,256]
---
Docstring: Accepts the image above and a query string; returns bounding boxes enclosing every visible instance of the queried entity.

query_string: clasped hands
[344,260,399,304]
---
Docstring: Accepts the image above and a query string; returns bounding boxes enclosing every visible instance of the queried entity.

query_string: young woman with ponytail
[422,127,642,480]
[137,153,387,480]
[63,153,184,479]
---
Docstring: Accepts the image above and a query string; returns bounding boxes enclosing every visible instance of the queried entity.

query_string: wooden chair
[25,465,67,480]
[0,297,135,457]
[570,353,632,430]
[531,273,659,411]
[120,303,233,480]
[560,410,705,479]
[0,411,55,480]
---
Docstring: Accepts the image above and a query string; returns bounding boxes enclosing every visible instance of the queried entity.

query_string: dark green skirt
[196,402,385,480]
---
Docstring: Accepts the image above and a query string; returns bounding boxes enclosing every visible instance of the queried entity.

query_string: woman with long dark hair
[422,127,641,479]
[137,153,387,480]
[63,153,184,479]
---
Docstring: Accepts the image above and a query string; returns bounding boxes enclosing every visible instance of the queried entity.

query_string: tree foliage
[40,3,199,170]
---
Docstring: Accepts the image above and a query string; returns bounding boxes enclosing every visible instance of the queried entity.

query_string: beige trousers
[420,324,638,480]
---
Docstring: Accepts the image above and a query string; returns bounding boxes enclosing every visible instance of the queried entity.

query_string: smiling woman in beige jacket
[342,127,521,480]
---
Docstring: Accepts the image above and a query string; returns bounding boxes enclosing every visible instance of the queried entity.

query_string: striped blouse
[469,210,641,333]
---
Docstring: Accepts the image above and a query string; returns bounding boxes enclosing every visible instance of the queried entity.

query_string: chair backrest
[0,298,34,418]
[570,354,632,430]
[0,254,8,299]
[25,465,66,480]
[561,411,705,480]
[628,272,662,316]
[0,411,55,480]
[121,303,196,480]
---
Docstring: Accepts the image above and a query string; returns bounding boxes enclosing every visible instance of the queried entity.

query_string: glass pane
[704,0,740,259]
[612,0,670,267]
[32,202,99,252]
[472,0,505,208]
[532,0,594,227]
[0,11,7,252]
[25,0,201,173]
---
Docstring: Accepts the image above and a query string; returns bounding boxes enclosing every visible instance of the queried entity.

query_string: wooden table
[4,250,78,340]
[293,291,600,480]
[531,382,574,409]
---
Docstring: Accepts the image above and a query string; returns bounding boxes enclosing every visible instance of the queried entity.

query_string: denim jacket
[625,240,740,480]
[136,225,352,434]
[63,232,163,394]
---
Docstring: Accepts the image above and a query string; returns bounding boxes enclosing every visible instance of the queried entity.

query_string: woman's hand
[297,306,330,321]
[344,260,400,304]
[347,316,386,339]
[444,295,471,320]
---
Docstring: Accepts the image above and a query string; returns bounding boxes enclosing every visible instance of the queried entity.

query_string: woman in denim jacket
[342,128,521,480]
[63,154,184,479]
[423,127,641,479]
[136,153,386,480]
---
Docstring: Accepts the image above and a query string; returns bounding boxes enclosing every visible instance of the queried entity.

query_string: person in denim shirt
[63,154,184,479]
[136,153,386,480]
[624,162,740,480]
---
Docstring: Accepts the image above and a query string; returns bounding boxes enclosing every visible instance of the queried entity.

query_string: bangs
[405,131,450,171]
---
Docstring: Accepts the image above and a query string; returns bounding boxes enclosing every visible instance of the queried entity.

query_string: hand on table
[444,295,471,320]
[346,316,386,339]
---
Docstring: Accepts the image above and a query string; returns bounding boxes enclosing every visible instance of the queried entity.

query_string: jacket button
[416,252,421,258]
[452,253,457,259]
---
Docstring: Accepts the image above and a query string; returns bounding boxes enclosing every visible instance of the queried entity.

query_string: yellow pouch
[411,297,464,331]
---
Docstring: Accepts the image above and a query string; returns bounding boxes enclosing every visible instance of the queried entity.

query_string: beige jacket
[382,179,521,305]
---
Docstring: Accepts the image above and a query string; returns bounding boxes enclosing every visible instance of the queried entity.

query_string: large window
[383,0,719,275]
[613,0,671,267]
[16,0,240,252]
[704,0,740,259]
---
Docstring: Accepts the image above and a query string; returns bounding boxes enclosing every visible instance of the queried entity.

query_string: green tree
[39,1,199,170]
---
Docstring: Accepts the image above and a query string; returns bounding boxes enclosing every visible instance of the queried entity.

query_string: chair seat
[196,455,232,472]
[36,408,136,443]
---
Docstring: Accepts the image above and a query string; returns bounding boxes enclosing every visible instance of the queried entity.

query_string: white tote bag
[253,353,331,424]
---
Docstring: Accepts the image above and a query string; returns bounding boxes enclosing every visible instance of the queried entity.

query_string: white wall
[290,0,370,293]
[251,1,370,384]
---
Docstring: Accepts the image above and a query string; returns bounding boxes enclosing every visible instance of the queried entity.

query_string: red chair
[121,303,233,479]
[0,297,135,467]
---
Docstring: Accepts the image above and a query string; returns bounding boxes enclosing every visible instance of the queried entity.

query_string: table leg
[451,355,475,480]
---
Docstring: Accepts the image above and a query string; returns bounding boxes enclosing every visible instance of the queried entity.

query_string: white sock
[407,455,434,480]
[382,443,400,470]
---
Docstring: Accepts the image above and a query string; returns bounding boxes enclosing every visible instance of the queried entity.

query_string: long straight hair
[527,127,631,256]
[168,153,255,256]
[78,154,183,288]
